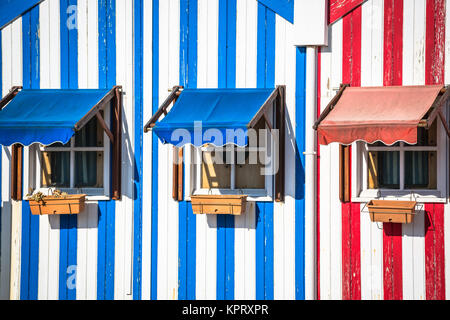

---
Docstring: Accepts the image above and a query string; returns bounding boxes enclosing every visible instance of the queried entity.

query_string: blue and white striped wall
[139,0,307,300]
[0,0,309,300]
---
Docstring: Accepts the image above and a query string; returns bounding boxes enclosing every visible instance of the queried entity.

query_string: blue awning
[151,88,275,147]
[0,89,112,146]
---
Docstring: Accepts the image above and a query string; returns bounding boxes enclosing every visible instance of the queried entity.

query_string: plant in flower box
[26,189,86,216]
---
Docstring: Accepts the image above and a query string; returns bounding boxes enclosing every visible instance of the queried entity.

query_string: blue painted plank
[0,0,41,30]
[97,201,115,300]
[20,8,40,300]
[178,0,197,301]
[295,47,307,300]
[97,0,116,301]
[257,0,294,24]
[217,0,236,300]
[151,0,159,301]
[59,0,78,300]
[256,4,275,300]
[133,0,144,300]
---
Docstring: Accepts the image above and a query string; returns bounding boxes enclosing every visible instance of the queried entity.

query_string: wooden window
[367,121,438,192]
[191,117,275,201]
[36,112,110,198]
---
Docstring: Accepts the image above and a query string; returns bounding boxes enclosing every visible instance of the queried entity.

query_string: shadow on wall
[285,108,305,202]
[204,99,305,231]
[382,208,427,238]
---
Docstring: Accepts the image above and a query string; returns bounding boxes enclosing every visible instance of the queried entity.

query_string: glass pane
[41,152,70,188]
[405,151,437,189]
[235,146,265,190]
[74,152,104,188]
[75,116,104,147]
[201,150,231,189]
[377,151,400,189]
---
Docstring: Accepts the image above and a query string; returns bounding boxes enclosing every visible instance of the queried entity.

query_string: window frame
[27,107,111,201]
[352,109,448,203]
[184,105,277,203]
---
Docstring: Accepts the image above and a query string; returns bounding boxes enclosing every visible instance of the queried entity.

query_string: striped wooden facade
[319,0,450,300]
[0,0,449,301]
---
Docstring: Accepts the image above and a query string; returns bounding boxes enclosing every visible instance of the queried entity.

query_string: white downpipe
[304,46,317,300]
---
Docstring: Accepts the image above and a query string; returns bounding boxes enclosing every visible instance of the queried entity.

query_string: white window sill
[187,189,273,203]
[353,189,447,204]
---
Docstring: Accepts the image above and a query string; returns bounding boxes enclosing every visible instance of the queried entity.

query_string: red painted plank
[424,0,446,301]
[425,0,446,86]
[341,7,362,300]
[329,0,366,25]
[382,0,403,301]
[425,204,446,300]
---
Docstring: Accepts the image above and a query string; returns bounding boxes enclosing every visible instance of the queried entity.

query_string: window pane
[75,116,104,147]
[377,151,400,189]
[74,152,104,188]
[41,152,70,188]
[235,146,265,189]
[405,151,437,189]
[201,150,231,189]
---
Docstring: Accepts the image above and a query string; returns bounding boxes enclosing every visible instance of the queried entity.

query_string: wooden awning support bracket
[248,86,281,129]
[313,83,350,130]
[75,85,122,131]
[96,112,114,143]
[438,110,450,139]
[0,86,22,110]
[425,86,450,129]
[144,85,184,132]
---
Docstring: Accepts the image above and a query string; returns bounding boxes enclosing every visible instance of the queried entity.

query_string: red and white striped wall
[318,0,450,300]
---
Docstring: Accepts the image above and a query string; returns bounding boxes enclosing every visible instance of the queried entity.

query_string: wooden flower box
[367,200,416,224]
[191,195,248,215]
[28,194,86,216]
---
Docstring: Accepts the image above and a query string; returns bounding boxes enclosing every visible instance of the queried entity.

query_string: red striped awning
[316,85,445,146]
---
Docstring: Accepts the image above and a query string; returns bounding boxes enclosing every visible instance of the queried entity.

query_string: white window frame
[352,107,448,203]
[27,107,111,201]
[184,105,277,203]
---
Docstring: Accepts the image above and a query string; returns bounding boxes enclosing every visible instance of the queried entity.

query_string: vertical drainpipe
[304,45,317,300]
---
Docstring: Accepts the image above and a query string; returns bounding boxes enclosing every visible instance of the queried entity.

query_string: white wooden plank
[114,0,135,300]
[401,0,426,300]
[157,0,169,299]
[360,0,383,301]
[318,25,332,299]
[76,0,89,300]
[274,14,296,300]
[284,17,297,301]
[329,19,343,301]
[157,0,180,300]
[2,22,19,301]
[141,0,153,301]
[86,0,99,300]
[9,19,23,302]
[47,0,61,300]
[234,0,257,300]
[273,15,286,300]
[166,0,180,301]
[196,0,219,300]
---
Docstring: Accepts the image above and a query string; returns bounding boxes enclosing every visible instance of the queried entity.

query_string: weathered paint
[329,0,367,24]
[382,0,403,301]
